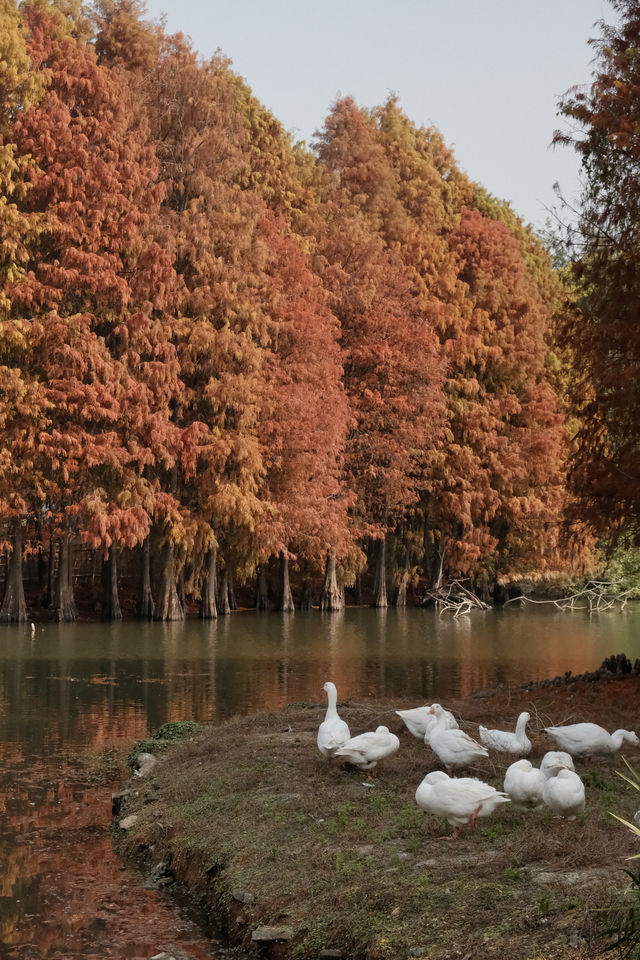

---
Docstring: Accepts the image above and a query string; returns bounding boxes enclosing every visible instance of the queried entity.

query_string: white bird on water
[317,681,351,759]
[30,622,35,637]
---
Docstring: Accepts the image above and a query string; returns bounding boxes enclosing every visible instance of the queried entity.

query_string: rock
[144,860,174,890]
[135,752,158,778]
[149,953,195,960]
[119,814,139,831]
[111,787,134,817]
[319,950,343,959]
[251,926,295,942]
[232,889,254,904]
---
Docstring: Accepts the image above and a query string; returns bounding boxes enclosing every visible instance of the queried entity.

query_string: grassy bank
[115,674,640,960]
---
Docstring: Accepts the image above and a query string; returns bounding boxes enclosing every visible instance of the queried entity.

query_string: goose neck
[611,729,631,749]
[325,684,338,717]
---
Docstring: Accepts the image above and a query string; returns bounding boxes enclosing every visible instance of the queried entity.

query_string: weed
[606,867,640,958]
[335,851,369,880]
[606,760,640,956]
[582,769,614,793]
[126,720,200,770]
[367,791,391,814]
[395,801,424,836]
[479,820,506,840]
[335,801,356,829]
[537,894,551,916]
[153,720,200,742]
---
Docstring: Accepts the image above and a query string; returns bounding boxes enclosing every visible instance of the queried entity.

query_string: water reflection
[0,606,639,956]
[2,607,639,751]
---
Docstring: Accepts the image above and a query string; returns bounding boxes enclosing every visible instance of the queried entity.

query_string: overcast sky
[141,0,612,231]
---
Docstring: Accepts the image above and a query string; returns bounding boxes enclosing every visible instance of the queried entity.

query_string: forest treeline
[0,0,630,621]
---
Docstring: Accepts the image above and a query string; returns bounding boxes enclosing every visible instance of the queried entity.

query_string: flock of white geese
[317,681,639,839]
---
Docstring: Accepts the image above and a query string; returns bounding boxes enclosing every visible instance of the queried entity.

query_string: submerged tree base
[115,672,640,960]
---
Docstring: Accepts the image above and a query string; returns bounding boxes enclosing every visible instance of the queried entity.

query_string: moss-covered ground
[115,674,640,960]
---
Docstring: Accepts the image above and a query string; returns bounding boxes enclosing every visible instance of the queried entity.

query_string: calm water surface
[1,605,639,957]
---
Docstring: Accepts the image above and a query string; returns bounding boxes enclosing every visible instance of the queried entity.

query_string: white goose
[544,722,639,757]
[395,704,458,741]
[415,771,510,839]
[317,681,351,759]
[334,726,400,770]
[479,712,532,755]
[542,769,585,819]
[503,759,545,810]
[540,750,575,780]
[427,703,489,772]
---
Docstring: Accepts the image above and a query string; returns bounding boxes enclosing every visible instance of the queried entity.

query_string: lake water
[1,605,639,957]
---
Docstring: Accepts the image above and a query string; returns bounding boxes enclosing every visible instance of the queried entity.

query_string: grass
[114,675,640,960]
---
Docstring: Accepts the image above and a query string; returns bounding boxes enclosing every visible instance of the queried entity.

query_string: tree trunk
[219,568,231,615]
[320,551,344,612]
[256,562,269,612]
[200,548,218,619]
[300,583,314,610]
[36,518,46,593]
[372,536,388,608]
[395,573,408,608]
[0,522,28,623]
[478,579,491,605]
[177,563,185,609]
[46,531,55,608]
[137,534,154,620]
[279,553,295,612]
[433,536,446,590]
[218,567,231,615]
[101,544,122,621]
[153,542,184,621]
[55,531,78,622]
[228,571,237,610]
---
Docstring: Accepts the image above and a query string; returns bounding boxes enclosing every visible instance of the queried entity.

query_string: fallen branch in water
[504,580,634,613]
[423,579,490,618]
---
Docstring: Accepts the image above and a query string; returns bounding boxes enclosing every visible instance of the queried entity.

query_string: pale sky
[142,0,612,231]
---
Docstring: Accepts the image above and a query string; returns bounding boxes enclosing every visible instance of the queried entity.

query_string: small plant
[606,759,640,956]
[537,893,550,916]
[610,758,640,856]
[479,821,506,840]
[606,868,640,958]
[153,720,200,742]
[583,768,614,793]
[127,720,200,770]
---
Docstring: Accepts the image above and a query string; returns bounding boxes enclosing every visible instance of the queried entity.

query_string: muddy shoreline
[113,659,640,960]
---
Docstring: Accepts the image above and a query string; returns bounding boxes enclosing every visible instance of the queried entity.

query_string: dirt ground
[115,670,640,960]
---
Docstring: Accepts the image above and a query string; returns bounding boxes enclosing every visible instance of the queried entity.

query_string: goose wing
[433,777,508,818]
[396,707,431,739]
